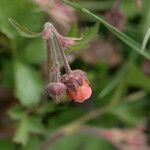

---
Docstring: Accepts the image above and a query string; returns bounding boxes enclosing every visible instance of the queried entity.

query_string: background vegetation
[0,0,150,149]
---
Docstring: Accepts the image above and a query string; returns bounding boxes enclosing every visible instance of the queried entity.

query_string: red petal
[67,80,92,103]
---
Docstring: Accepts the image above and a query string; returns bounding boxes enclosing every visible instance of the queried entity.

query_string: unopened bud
[46,82,66,103]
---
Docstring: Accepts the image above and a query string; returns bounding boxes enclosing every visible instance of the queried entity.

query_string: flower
[46,82,66,103]
[61,70,92,103]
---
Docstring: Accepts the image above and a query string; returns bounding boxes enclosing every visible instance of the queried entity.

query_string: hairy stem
[47,37,60,82]
[53,33,72,74]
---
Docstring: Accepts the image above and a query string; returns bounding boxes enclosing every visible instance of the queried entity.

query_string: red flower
[61,70,92,103]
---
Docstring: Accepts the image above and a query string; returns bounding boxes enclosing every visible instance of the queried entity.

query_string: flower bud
[46,82,66,103]
[61,70,92,103]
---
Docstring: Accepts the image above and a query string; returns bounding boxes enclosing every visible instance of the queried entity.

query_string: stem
[46,40,51,82]
[49,37,59,65]
[53,33,72,74]
[47,37,60,82]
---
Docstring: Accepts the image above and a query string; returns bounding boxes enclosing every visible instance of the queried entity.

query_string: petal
[67,80,92,103]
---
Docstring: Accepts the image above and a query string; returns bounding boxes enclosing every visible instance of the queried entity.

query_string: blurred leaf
[28,116,45,134]
[63,0,150,60]
[22,38,46,65]
[1,60,14,88]
[14,115,29,145]
[99,63,128,99]
[121,0,140,18]
[0,139,15,150]
[141,0,150,33]
[141,27,150,52]
[68,24,78,37]
[0,0,43,39]
[79,1,113,11]
[69,23,99,52]
[14,114,44,145]
[8,18,41,38]
[21,137,41,150]
[48,133,115,150]
[14,61,43,107]
[127,64,150,91]
[111,102,144,126]
[8,105,24,120]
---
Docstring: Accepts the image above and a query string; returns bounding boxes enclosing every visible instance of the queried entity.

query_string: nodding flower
[61,70,92,103]
[43,22,92,103]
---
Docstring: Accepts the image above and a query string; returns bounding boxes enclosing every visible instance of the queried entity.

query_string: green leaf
[68,24,78,37]
[69,23,99,52]
[47,133,115,150]
[8,18,41,38]
[0,0,43,39]
[78,1,113,11]
[20,137,41,150]
[127,64,150,91]
[14,115,29,145]
[14,114,44,146]
[62,0,150,60]
[14,61,43,107]
[141,27,150,52]
[22,38,46,65]
[28,116,45,134]
[0,139,15,150]
[121,0,140,18]
[111,102,144,126]
[8,105,24,120]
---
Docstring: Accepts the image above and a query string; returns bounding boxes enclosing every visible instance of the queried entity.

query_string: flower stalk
[53,33,72,74]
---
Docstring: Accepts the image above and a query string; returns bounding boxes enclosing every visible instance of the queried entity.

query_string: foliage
[0,0,150,150]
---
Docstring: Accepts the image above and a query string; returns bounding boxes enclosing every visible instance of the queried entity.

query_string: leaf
[141,27,150,52]
[62,0,150,60]
[14,61,43,107]
[8,18,41,38]
[0,0,44,39]
[14,115,44,146]
[68,23,99,52]
[127,64,150,91]
[47,133,116,150]
[14,115,29,145]
[28,116,45,134]
[68,24,78,37]
[78,1,113,11]
[22,38,46,65]
[0,139,15,150]
[20,137,41,150]
[111,102,144,126]
[8,105,24,120]
[121,0,140,18]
